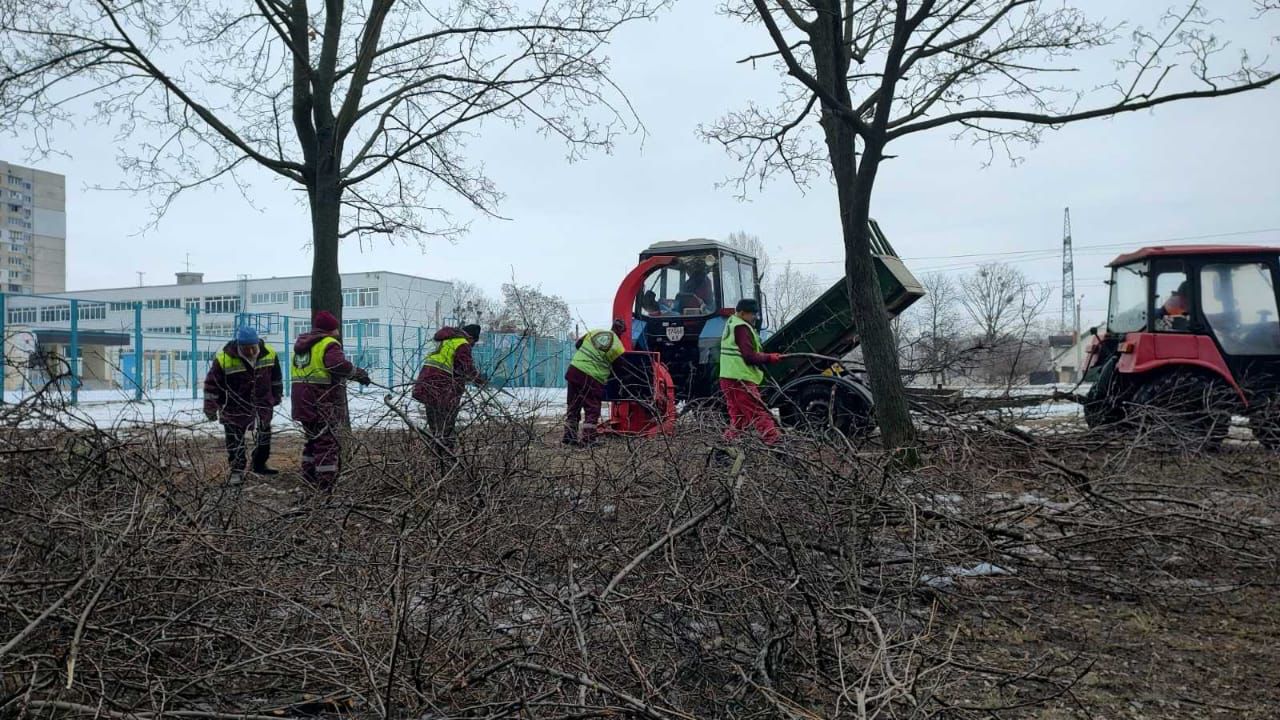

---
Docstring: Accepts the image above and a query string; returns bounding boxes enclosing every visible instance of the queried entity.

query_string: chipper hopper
[601,220,924,437]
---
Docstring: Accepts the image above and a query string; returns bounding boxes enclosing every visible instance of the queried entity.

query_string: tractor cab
[1085,244,1280,446]
[626,239,761,401]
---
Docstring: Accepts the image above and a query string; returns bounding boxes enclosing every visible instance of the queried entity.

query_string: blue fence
[1,291,575,404]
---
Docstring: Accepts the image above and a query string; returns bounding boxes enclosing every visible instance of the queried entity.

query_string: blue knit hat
[234,326,259,345]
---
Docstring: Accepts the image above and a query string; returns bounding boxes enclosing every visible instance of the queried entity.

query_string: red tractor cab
[1083,245,1280,447]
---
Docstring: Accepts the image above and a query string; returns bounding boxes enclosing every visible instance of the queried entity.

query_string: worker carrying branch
[290,310,371,491]
[412,323,486,447]
[564,319,627,446]
[203,326,282,483]
[720,298,787,445]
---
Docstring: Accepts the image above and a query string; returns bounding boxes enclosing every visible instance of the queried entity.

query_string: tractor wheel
[1246,394,1280,451]
[1083,357,1127,429]
[1129,371,1236,450]
[780,380,874,438]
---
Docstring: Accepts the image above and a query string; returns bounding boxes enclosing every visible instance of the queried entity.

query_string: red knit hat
[313,311,340,332]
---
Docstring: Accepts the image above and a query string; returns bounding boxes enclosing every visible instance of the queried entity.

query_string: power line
[785,227,1280,266]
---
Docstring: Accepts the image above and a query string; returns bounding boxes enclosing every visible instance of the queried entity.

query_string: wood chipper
[1082,244,1280,447]
[601,220,924,436]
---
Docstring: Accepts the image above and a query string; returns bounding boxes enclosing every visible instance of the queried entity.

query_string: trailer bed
[762,221,924,385]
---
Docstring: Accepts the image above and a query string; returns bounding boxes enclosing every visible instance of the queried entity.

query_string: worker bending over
[564,319,627,446]
[203,326,282,483]
[290,311,371,491]
[720,298,786,445]
[412,324,486,447]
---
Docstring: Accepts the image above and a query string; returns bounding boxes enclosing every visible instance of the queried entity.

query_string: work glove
[353,369,372,387]
[769,353,787,363]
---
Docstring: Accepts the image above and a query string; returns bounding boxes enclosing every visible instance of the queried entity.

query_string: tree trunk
[308,147,343,322]
[833,136,917,450]
[808,2,918,452]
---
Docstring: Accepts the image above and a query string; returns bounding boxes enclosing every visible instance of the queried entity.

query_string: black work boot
[252,464,280,476]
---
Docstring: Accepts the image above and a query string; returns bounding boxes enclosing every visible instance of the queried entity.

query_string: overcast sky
[2,0,1278,331]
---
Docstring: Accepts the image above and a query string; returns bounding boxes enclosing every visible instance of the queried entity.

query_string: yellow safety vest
[216,344,277,375]
[424,337,470,375]
[570,330,625,383]
[719,315,764,385]
[291,336,340,384]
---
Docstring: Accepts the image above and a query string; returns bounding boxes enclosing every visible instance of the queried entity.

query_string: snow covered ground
[3,383,1097,435]
[2,386,567,434]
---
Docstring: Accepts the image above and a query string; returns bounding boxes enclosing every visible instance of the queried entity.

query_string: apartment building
[0,161,67,295]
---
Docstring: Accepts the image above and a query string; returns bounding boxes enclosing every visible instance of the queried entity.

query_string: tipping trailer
[604,220,925,436]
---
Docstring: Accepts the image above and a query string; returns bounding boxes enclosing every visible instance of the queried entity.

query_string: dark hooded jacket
[412,327,481,406]
[289,330,356,424]
[203,340,283,427]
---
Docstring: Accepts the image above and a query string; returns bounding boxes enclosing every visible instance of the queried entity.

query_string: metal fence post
[282,316,291,398]
[69,299,79,405]
[133,303,144,401]
[356,321,365,395]
[386,322,394,388]
[416,326,423,371]
[189,305,199,400]
[0,292,6,404]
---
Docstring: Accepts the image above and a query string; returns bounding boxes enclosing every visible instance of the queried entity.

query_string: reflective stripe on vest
[719,315,764,385]
[424,337,469,375]
[291,337,340,384]
[217,344,277,375]
[570,330,624,384]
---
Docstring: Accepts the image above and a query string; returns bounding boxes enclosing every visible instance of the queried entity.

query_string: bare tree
[0,0,664,318]
[447,280,501,328]
[497,283,572,338]
[702,0,1278,453]
[768,260,825,327]
[960,262,1050,385]
[910,272,968,385]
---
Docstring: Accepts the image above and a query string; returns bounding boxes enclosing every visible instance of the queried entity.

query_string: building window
[78,303,107,320]
[7,284,22,293]
[145,326,186,335]
[342,287,380,308]
[145,298,182,310]
[7,307,37,324]
[342,319,381,339]
[184,297,200,311]
[108,302,135,312]
[200,321,235,337]
[203,295,241,314]
[250,290,288,305]
[293,291,311,310]
[39,305,71,322]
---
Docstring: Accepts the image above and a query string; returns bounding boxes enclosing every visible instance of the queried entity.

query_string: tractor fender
[1116,332,1246,404]
[767,373,874,411]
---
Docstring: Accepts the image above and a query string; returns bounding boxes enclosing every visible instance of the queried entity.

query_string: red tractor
[1083,245,1280,447]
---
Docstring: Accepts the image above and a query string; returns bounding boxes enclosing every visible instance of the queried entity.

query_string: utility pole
[1061,207,1075,335]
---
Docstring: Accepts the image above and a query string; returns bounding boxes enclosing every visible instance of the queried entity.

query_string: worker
[679,267,714,312]
[719,298,786,445]
[203,326,282,483]
[411,324,486,447]
[290,310,371,491]
[564,319,627,446]
[1157,281,1191,330]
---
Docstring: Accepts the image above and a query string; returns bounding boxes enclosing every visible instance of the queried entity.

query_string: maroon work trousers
[720,378,781,445]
